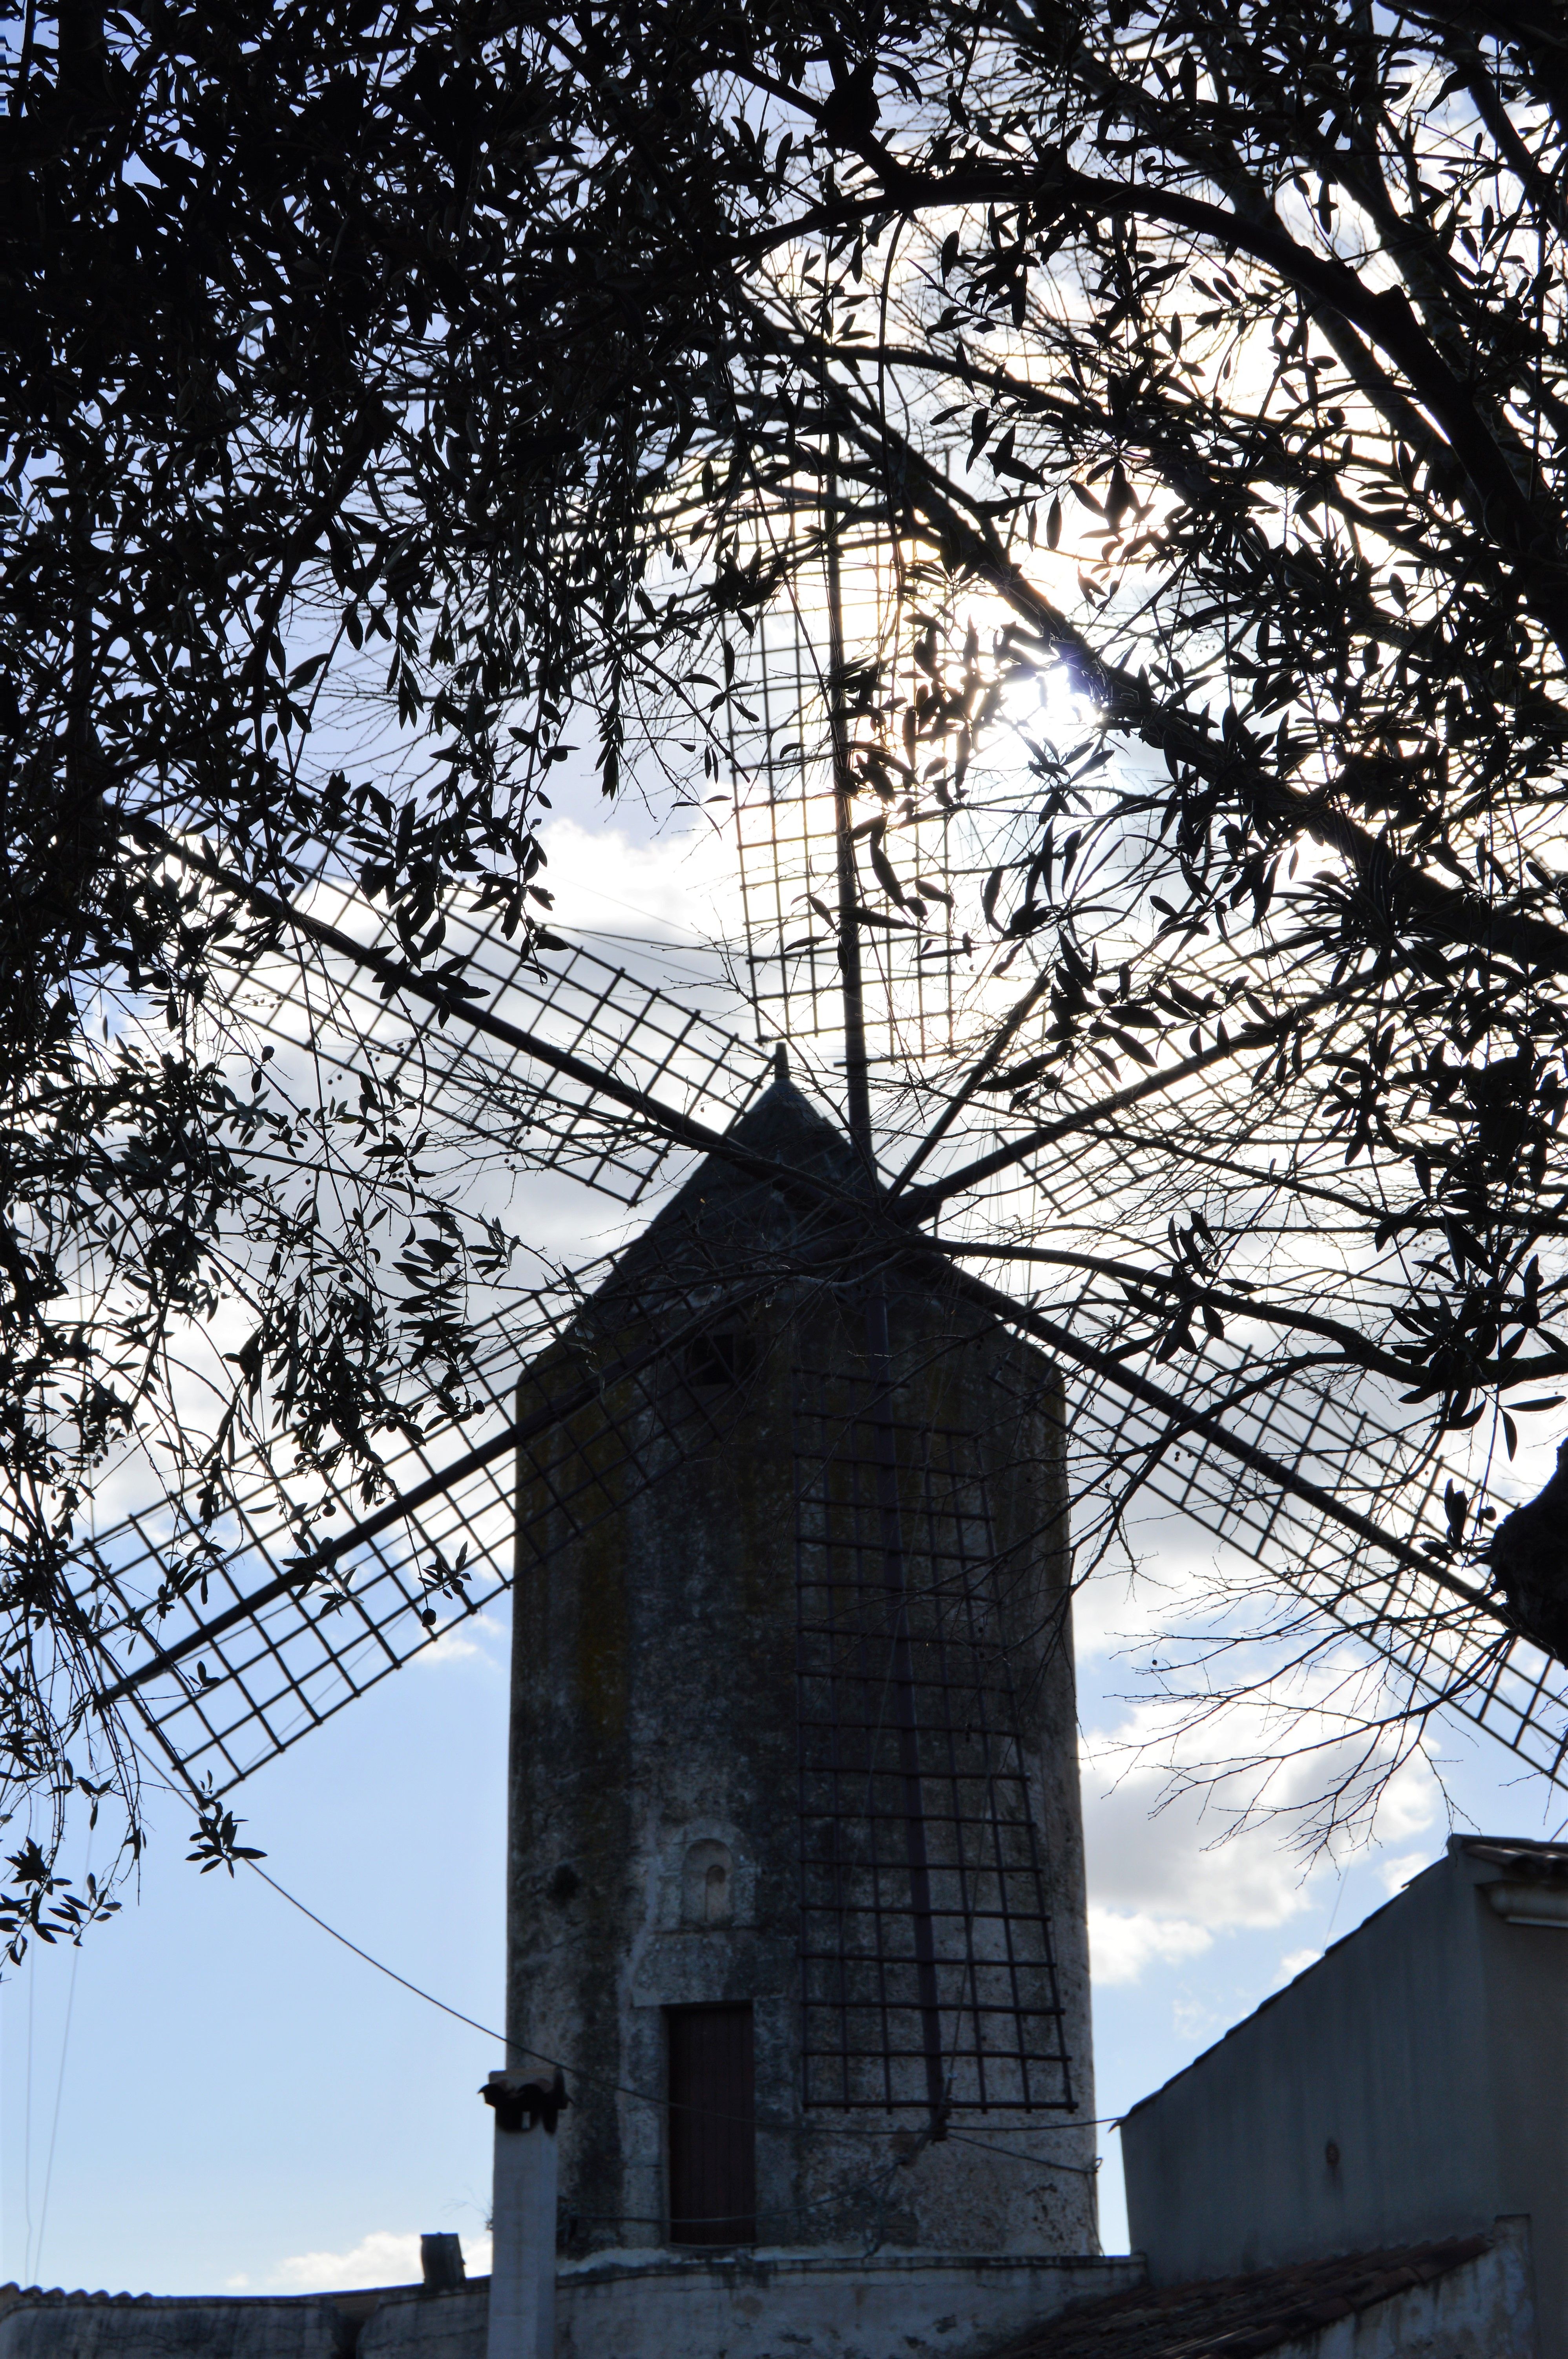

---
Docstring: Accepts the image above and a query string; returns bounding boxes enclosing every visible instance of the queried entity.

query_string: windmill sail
[74,516,1568,1829]
[219,859,777,1204]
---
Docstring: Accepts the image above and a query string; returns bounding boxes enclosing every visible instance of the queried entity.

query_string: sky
[4,774,1565,2296]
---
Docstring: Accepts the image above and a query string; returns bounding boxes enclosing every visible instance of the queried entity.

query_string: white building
[1121,1834,1566,2357]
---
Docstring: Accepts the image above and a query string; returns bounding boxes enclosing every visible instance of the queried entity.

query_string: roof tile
[993,2235,1488,2359]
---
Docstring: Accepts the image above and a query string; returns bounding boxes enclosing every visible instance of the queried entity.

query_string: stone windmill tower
[504,1063,1095,2277]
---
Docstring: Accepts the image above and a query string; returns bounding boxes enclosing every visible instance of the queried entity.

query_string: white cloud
[415,1629,483,1665]
[535,810,739,945]
[1077,1689,1444,1983]
[1378,1759,1446,1844]
[269,2229,492,2294]
[1273,1946,1323,1986]
[411,1612,509,1671]
[1376,1849,1434,1896]
[1071,1570,1169,1665]
[1082,1747,1321,1934]
[1172,1993,1228,2047]
[1088,1907,1212,1987]
[1070,1526,1265,1665]
[272,2232,422,2292]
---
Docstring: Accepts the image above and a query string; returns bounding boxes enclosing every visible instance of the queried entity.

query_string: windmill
[57,465,1568,2337]
[78,492,1568,1820]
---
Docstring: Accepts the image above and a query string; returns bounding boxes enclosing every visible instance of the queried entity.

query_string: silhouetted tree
[5,0,1568,1922]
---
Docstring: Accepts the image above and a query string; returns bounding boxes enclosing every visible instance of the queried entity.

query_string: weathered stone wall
[0,2230,1529,2359]
[0,2255,1146,2359]
[547,2250,1140,2359]
[509,1278,804,2252]
[0,2288,355,2359]
[506,1078,1096,2259]
[1263,2218,1537,2359]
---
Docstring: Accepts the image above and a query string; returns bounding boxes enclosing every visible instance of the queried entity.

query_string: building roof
[1459,1834,1568,1880]
[570,1061,1044,1349]
[1121,1831,1568,2127]
[0,2281,414,2310]
[992,2235,1488,2359]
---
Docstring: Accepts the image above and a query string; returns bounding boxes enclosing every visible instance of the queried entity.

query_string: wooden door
[667,2002,756,2244]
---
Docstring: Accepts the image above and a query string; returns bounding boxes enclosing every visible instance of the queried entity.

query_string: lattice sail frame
[794,1365,1073,2114]
[226,866,776,1208]
[726,522,1032,1073]
[77,866,778,1795]
[92,1258,1568,1813]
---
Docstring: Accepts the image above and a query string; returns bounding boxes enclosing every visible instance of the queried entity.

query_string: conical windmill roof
[578,1063,869,1325]
[558,1064,1054,1393]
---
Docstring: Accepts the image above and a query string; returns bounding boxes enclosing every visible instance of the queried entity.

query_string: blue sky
[0,1605,513,2297]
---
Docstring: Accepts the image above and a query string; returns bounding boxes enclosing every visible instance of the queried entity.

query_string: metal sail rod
[824,442,875,1179]
[951,1263,1499,1619]
[887,968,1052,1199]
[823,448,947,2128]
[893,994,1338,1225]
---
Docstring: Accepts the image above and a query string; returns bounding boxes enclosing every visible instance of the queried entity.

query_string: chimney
[419,2234,466,2294]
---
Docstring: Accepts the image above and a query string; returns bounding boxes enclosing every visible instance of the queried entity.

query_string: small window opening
[683,1328,754,1388]
[667,2002,756,2247]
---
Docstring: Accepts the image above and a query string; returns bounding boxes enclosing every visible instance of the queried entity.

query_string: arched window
[682,1838,734,1925]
